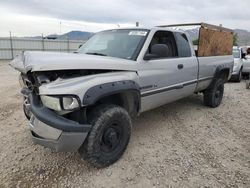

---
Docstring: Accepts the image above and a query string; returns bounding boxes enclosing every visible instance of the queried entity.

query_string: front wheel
[79,104,132,167]
[203,78,224,108]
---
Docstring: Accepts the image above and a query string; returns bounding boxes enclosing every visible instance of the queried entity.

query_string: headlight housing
[41,95,80,111]
[62,97,80,110]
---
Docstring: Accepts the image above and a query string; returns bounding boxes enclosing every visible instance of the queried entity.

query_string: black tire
[236,69,242,82]
[79,104,132,167]
[203,78,224,108]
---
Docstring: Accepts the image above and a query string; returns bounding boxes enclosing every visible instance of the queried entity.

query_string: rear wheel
[203,78,224,108]
[79,104,132,167]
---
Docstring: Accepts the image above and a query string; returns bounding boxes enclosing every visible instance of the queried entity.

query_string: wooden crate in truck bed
[197,23,233,57]
[158,22,234,57]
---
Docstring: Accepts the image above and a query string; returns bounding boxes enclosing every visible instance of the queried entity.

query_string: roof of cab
[101,26,186,33]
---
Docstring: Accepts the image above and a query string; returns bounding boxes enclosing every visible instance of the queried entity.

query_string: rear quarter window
[174,32,192,57]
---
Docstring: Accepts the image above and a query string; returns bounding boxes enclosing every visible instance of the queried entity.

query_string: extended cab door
[138,30,198,112]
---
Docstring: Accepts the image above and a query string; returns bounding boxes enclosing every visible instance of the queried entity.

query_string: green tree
[193,39,199,45]
[233,33,238,46]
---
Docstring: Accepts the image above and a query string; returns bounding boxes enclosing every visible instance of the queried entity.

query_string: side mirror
[242,53,246,59]
[78,44,82,49]
[144,54,158,60]
[144,44,169,60]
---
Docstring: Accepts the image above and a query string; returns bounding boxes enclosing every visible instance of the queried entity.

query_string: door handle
[178,64,184,69]
[175,84,184,89]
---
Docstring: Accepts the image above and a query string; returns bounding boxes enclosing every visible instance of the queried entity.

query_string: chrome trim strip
[198,76,213,82]
[141,79,197,97]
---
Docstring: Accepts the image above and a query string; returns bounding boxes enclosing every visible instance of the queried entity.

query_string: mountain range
[30,31,94,40]
[47,31,94,40]
[185,28,250,46]
[233,29,250,46]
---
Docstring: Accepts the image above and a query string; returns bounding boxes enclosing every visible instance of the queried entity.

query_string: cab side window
[148,31,178,58]
[174,32,192,57]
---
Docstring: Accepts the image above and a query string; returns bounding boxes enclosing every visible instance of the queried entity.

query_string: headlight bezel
[41,95,81,111]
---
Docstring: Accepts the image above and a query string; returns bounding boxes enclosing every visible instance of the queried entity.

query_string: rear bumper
[28,93,91,152]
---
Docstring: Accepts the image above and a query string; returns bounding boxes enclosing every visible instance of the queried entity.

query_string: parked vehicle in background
[230,46,243,82]
[9,23,234,167]
[242,46,250,78]
[246,79,250,89]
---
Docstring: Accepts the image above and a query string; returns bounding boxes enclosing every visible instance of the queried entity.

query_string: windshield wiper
[86,52,107,56]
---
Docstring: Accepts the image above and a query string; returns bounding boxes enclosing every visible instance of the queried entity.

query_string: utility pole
[41,33,45,51]
[67,35,70,52]
[60,21,62,52]
[136,22,139,27]
[60,21,62,35]
[9,31,14,59]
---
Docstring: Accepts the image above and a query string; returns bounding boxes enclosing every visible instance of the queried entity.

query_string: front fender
[83,80,140,106]
[38,71,139,106]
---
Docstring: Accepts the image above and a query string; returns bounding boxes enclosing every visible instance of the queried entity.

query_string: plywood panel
[197,27,233,57]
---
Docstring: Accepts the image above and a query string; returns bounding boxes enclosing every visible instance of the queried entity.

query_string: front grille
[21,73,40,94]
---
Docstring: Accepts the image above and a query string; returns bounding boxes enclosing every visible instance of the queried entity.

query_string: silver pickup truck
[230,46,244,82]
[10,23,233,167]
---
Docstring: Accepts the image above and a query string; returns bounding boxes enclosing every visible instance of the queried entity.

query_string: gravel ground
[0,60,250,188]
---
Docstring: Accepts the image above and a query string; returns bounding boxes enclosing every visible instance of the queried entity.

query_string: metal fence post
[9,31,14,59]
[67,36,70,52]
[42,34,45,51]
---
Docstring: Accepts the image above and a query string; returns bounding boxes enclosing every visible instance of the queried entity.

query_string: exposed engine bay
[19,69,113,120]
[20,69,112,90]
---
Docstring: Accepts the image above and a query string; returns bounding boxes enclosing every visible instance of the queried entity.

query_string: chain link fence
[0,37,85,60]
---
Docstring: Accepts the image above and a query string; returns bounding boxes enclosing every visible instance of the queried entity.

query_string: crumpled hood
[9,51,137,73]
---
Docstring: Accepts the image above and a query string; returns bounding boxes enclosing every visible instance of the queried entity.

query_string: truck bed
[195,55,234,92]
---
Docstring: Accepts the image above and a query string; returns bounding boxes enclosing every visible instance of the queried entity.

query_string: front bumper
[232,67,240,76]
[242,66,250,74]
[28,93,91,152]
[230,68,240,80]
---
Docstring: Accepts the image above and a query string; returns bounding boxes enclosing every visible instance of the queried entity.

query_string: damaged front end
[10,51,137,152]
[17,70,97,152]
[20,69,109,115]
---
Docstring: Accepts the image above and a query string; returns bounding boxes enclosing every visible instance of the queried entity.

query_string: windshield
[233,49,240,58]
[77,29,148,60]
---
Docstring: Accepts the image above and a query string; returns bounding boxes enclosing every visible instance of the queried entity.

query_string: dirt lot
[0,60,249,188]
